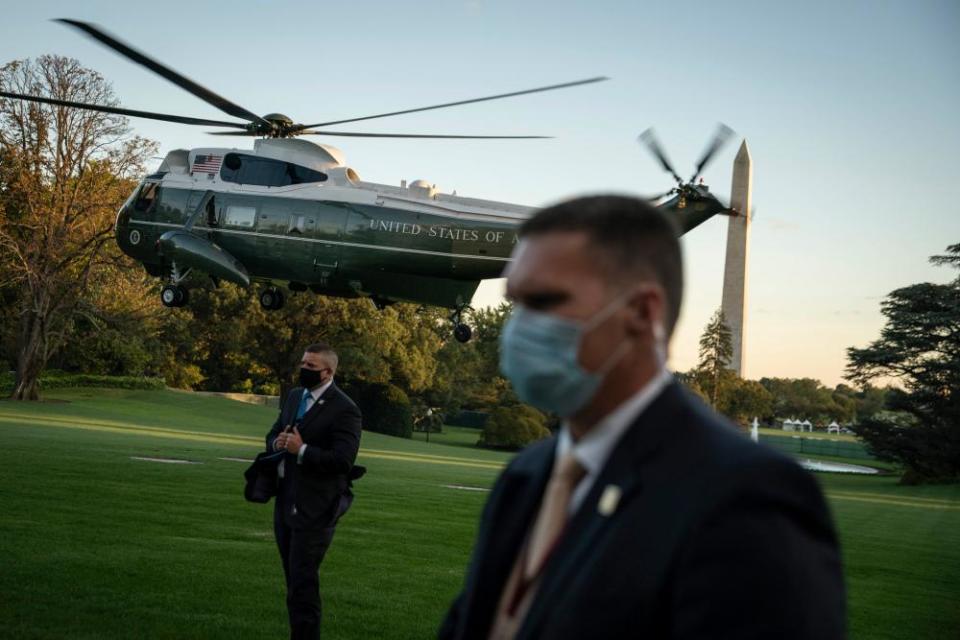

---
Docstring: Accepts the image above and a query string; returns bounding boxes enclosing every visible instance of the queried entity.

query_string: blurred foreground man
[266,343,362,640]
[439,196,845,639]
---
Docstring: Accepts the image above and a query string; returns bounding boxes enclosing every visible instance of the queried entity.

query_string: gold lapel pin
[598,485,622,517]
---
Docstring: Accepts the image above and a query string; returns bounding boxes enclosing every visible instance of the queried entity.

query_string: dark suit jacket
[265,382,362,530]
[439,381,845,639]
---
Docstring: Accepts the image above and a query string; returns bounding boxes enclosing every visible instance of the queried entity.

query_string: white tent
[801,420,813,432]
[827,421,841,434]
[782,418,798,431]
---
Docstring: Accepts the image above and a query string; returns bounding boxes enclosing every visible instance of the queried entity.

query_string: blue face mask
[499,295,635,417]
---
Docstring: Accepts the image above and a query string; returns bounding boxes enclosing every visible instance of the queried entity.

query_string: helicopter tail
[658,191,730,236]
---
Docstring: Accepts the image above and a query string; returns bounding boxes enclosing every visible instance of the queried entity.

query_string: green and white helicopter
[3,20,735,342]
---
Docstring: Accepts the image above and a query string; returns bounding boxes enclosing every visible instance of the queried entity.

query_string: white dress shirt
[278,378,333,477]
[555,368,673,513]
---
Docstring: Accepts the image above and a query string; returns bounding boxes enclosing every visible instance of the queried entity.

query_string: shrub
[479,404,551,450]
[346,381,413,439]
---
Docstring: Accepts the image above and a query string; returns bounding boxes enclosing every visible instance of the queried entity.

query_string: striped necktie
[489,454,586,639]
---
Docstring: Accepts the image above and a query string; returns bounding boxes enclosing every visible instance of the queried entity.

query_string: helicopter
[2,20,736,343]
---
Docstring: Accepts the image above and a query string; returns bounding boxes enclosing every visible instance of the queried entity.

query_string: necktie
[489,454,586,639]
[523,454,587,580]
[296,389,312,423]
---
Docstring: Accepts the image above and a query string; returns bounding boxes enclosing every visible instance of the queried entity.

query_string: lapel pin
[598,484,622,517]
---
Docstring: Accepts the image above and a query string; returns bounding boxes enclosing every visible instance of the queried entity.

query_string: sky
[2,1,958,386]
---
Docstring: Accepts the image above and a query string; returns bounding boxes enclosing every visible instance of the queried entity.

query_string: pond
[798,458,879,475]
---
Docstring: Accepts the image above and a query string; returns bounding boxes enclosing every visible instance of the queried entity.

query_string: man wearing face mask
[265,342,362,640]
[439,196,845,639]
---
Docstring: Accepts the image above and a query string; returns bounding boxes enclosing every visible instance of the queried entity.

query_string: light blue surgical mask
[499,294,637,417]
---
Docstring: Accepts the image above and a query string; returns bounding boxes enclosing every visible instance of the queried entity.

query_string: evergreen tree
[846,244,960,483]
[696,308,734,407]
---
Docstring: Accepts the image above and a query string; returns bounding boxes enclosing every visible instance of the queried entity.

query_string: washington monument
[721,140,752,376]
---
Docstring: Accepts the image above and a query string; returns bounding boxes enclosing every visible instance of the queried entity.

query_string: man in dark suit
[266,342,362,640]
[439,196,845,639]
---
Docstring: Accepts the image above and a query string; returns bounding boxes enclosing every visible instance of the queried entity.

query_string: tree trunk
[711,364,720,408]
[12,303,48,401]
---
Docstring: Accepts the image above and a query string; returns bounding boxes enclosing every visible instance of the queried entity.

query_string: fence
[760,433,874,460]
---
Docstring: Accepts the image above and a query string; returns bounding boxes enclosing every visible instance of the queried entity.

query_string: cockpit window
[219,153,328,187]
[133,182,160,212]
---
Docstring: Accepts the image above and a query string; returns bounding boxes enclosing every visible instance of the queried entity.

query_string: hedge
[0,371,166,394]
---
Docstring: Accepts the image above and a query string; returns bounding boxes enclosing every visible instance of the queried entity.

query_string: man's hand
[285,426,304,454]
[274,425,292,451]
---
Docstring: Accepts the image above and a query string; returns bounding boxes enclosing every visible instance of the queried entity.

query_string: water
[798,458,879,475]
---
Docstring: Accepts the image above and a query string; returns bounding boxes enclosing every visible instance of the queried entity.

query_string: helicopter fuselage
[115,139,725,311]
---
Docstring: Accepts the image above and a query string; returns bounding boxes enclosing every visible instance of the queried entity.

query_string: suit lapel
[300,383,337,431]
[518,382,685,638]
[464,441,555,636]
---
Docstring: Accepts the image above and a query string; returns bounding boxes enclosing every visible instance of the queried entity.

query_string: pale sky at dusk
[2,1,958,386]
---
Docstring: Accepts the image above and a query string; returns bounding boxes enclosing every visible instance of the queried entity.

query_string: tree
[759,377,848,423]
[424,302,513,415]
[696,308,734,407]
[0,56,155,399]
[846,244,960,483]
[721,377,774,424]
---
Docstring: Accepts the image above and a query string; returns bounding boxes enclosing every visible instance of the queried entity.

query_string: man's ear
[624,286,666,338]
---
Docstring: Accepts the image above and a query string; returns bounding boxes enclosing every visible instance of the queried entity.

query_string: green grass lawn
[1,389,958,639]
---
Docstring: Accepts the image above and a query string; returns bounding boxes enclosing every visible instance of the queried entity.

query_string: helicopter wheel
[259,287,285,311]
[161,284,189,308]
[453,323,472,343]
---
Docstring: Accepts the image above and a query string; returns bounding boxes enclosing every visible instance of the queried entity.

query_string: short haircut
[304,342,339,371]
[520,194,684,335]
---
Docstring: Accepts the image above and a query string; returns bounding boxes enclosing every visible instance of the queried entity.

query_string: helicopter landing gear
[160,284,189,308]
[450,306,473,343]
[161,261,191,307]
[259,287,285,311]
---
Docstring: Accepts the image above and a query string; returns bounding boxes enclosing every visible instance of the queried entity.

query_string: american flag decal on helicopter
[191,154,222,174]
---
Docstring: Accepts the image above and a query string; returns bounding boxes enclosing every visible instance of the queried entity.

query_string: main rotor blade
[689,123,734,183]
[292,76,609,131]
[0,90,249,129]
[638,128,682,184]
[56,19,269,127]
[299,130,551,139]
[645,188,676,202]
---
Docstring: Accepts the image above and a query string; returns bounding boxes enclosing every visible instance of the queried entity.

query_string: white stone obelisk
[721,140,752,377]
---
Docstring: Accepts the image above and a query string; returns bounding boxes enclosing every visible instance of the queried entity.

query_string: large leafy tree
[0,56,155,399]
[846,244,960,483]
[157,283,447,402]
[759,377,849,422]
[721,377,774,424]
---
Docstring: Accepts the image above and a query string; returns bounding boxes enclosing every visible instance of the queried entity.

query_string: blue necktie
[295,389,311,423]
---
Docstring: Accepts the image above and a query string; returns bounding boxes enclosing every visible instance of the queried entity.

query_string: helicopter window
[220,153,327,187]
[133,182,159,212]
[224,205,257,228]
